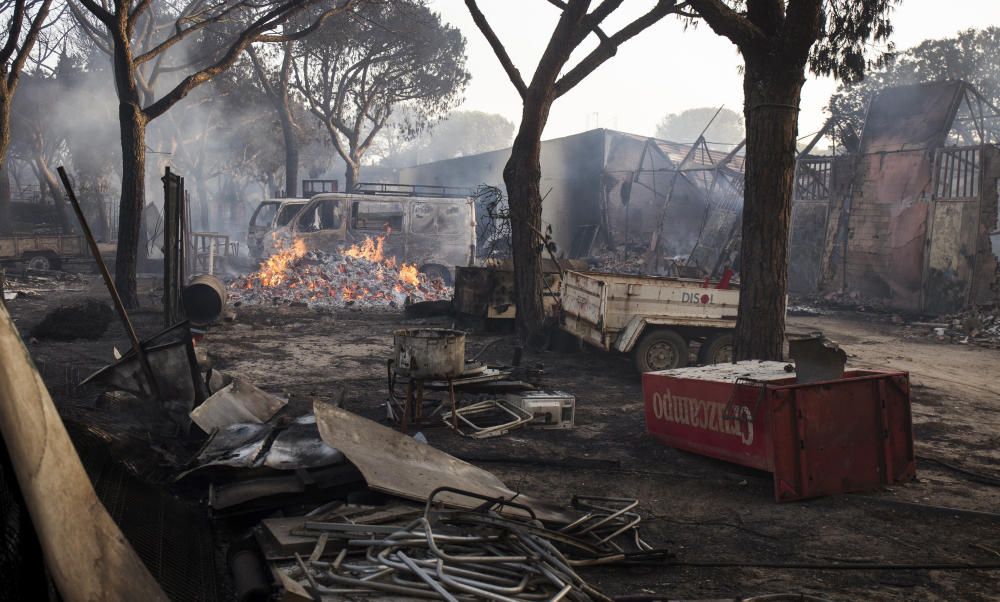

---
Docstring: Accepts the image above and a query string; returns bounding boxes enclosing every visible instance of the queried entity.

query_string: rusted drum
[182,274,228,325]
[393,328,465,379]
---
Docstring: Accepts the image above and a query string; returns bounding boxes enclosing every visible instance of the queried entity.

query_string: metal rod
[57,166,160,401]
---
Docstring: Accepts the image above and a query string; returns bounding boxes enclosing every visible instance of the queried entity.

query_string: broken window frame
[350,200,405,232]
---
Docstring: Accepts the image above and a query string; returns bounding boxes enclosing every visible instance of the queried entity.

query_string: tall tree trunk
[0,95,11,236]
[344,159,360,192]
[35,157,72,234]
[284,136,299,197]
[278,101,299,197]
[503,92,553,343]
[733,56,804,361]
[114,103,148,308]
[0,162,10,236]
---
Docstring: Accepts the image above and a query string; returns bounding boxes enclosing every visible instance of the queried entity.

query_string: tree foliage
[291,0,469,189]
[655,106,744,144]
[829,27,1000,147]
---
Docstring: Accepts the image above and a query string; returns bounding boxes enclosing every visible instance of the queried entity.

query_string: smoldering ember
[3,2,1000,602]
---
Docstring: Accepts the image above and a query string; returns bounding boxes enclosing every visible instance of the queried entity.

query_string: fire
[344,235,385,263]
[399,263,420,286]
[234,233,453,308]
[257,238,307,287]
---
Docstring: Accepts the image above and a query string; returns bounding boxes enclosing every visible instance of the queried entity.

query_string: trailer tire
[698,332,734,365]
[25,254,54,271]
[634,329,688,373]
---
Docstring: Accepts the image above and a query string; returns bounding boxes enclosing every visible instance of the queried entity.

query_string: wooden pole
[0,302,169,602]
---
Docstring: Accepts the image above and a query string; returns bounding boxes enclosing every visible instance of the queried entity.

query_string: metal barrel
[182,274,228,325]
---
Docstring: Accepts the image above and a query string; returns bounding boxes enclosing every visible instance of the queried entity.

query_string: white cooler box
[506,390,575,429]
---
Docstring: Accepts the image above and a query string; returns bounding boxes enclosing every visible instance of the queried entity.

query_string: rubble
[230,235,453,309]
[31,299,114,340]
[907,304,1000,348]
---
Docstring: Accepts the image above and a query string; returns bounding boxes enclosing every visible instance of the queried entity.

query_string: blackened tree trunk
[115,104,148,308]
[733,57,805,360]
[283,124,299,196]
[503,92,553,341]
[465,0,678,342]
[0,163,10,236]
[0,107,11,236]
[344,158,360,192]
[250,44,300,197]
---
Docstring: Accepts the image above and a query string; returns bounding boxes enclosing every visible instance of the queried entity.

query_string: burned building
[791,80,1000,314]
[398,128,744,273]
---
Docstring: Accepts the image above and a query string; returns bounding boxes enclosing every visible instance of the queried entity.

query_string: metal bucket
[393,328,466,380]
[182,274,228,325]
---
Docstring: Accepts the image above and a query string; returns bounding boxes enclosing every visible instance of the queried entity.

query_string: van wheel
[698,332,734,365]
[25,254,53,271]
[634,329,688,373]
[420,265,452,285]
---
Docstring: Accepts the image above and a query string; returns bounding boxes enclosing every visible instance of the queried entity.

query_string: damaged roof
[861,80,967,153]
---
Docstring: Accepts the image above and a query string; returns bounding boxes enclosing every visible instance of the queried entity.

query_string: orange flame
[399,263,420,287]
[257,239,307,287]
[343,235,385,262]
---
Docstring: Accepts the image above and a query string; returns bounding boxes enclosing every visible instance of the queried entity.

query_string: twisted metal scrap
[282,490,660,601]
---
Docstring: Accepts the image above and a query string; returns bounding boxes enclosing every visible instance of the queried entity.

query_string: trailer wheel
[698,332,734,365]
[634,329,688,373]
[25,254,53,271]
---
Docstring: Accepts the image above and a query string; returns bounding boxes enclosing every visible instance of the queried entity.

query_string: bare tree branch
[0,0,27,67]
[8,0,52,89]
[686,0,768,49]
[143,0,358,120]
[554,0,681,97]
[464,0,526,99]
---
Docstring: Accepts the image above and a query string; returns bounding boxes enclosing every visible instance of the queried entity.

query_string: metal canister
[393,328,466,379]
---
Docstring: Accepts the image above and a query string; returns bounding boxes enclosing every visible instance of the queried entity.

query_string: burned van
[283,193,475,283]
[247,198,308,258]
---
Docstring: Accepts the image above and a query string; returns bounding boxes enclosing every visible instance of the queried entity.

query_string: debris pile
[907,304,1000,348]
[32,299,114,340]
[585,248,648,274]
[230,235,452,309]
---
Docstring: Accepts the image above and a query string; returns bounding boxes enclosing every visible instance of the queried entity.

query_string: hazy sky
[428,0,1000,143]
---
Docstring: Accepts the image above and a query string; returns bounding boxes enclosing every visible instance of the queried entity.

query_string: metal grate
[68,423,220,602]
[936,146,981,199]
[795,158,833,200]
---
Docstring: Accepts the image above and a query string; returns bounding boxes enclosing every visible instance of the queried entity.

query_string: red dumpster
[642,361,915,502]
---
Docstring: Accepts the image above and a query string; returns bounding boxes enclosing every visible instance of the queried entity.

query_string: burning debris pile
[230,236,451,309]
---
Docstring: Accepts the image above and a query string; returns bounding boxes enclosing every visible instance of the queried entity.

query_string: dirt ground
[5,275,1000,601]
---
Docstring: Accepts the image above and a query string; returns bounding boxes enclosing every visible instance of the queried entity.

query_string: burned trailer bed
[453,259,587,322]
[560,270,739,372]
[0,233,88,271]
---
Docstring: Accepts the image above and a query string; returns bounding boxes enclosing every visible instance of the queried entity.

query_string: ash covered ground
[6,275,1000,601]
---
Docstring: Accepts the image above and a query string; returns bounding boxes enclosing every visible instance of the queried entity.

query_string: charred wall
[789,155,854,294]
[972,146,1000,305]
[842,149,935,312]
